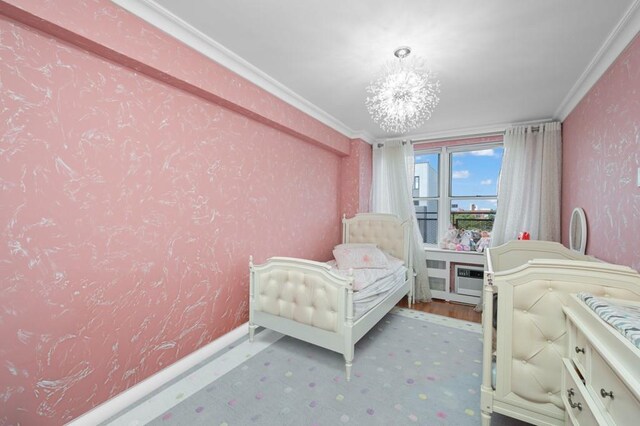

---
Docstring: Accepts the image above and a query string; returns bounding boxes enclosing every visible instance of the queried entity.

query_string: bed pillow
[333,244,389,270]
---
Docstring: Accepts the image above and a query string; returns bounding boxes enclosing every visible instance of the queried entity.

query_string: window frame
[412,149,441,245]
[414,142,503,247]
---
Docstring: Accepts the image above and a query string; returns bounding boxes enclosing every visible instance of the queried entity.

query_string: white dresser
[562,295,640,425]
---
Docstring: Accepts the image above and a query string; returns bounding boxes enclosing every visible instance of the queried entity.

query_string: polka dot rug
[105,308,528,425]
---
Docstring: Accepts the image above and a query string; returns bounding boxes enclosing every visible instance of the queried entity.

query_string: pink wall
[0,0,351,156]
[0,2,371,424]
[341,138,373,217]
[562,34,640,272]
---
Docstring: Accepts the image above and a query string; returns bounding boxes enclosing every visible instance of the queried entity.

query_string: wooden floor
[397,297,482,323]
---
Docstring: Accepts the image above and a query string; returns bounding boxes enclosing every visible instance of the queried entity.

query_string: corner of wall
[340,139,372,218]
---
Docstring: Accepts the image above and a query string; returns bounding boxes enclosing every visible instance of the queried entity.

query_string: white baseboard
[67,322,248,425]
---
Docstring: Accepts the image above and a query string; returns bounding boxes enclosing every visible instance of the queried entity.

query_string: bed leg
[345,360,352,382]
[248,323,257,342]
[481,411,491,426]
[344,348,354,381]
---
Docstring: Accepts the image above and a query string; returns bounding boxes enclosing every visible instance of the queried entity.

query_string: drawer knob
[574,346,585,354]
[600,388,614,399]
[567,388,583,411]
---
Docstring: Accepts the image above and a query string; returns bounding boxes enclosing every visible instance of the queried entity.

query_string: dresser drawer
[570,322,588,376]
[590,349,640,426]
[562,358,600,426]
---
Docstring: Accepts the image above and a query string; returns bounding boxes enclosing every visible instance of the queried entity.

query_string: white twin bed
[248,213,413,380]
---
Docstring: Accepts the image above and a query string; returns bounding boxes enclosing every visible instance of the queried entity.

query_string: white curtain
[372,141,432,302]
[491,122,562,246]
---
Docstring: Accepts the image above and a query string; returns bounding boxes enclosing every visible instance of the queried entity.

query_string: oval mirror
[569,207,587,254]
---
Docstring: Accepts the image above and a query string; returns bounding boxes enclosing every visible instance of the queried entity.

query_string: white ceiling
[116,0,640,142]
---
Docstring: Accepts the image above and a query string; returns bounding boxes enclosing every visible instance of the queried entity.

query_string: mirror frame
[569,207,587,254]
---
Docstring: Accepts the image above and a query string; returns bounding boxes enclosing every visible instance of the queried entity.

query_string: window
[413,143,504,246]
[413,152,440,244]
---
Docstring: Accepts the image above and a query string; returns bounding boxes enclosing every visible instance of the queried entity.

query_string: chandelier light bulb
[366,47,440,134]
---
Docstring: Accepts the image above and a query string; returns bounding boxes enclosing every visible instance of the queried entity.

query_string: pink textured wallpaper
[341,139,373,217]
[562,34,640,272]
[0,5,369,425]
[1,0,351,156]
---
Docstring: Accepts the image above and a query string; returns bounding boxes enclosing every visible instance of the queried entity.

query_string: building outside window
[414,143,504,246]
[413,152,440,244]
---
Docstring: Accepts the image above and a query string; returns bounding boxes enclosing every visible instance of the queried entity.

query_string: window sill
[424,247,486,267]
[423,245,485,257]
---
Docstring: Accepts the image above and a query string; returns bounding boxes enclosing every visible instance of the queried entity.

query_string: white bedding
[327,254,405,291]
[327,255,407,320]
[353,267,406,320]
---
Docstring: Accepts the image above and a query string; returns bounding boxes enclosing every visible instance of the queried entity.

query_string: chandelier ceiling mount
[393,46,411,59]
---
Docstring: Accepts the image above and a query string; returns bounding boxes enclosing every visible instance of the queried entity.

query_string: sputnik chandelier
[365,46,440,134]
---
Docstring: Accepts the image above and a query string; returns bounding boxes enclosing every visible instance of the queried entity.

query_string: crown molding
[348,130,376,145]
[111,0,359,139]
[555,0,640,120]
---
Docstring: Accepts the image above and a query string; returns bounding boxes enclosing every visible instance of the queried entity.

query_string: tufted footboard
[249,256,359,379]
[250,256,353,334]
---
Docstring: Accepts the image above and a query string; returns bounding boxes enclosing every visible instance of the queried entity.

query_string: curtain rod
[376,124,548,148]
[376,140,411,148]
[376,131,503,148]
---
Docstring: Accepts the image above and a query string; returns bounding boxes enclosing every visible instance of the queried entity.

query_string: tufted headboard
[342,213,411,267]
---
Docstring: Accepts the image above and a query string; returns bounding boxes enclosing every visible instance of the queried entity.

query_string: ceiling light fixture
[365,46,440,134]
